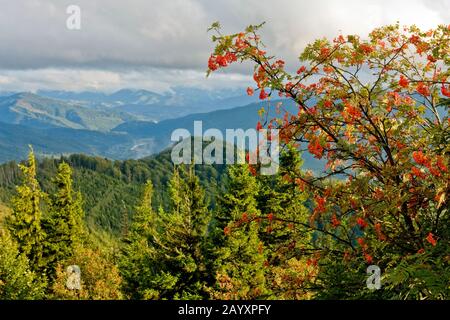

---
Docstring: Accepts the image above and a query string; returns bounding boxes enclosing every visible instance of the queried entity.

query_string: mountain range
[36,87,259,122]
[0,88,321,171]
[0,92,136,131]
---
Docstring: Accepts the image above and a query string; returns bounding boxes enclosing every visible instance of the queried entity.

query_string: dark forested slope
[0,147,228,239]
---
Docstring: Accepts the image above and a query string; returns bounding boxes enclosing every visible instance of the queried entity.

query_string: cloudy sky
[0,0,449,93]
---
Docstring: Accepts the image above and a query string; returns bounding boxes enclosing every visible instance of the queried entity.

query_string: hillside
[0,146,229,238]
[113,99,297,151]
[0,201,10,231]
[112,99,325,172]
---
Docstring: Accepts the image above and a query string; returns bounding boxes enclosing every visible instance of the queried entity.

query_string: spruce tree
[120,167,211,299]
[210,164,268,299]
[43,162,85,278]
[256,145,313,299]
[0,230,46,299]
[119,180,158,299]
[7,148,46,271]
[151,166,211,299]
[257,144,310,251]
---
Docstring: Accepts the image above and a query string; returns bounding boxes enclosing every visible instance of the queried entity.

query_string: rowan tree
[208,22,449,299]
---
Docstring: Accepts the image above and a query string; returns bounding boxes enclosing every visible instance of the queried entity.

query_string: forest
[0,22,449,300]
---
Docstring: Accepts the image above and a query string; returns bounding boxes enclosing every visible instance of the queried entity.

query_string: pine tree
[43,162,85,278]
[131,180,156,237]
[150,166,211,299]
[119,180,158,299]
[159,166,211,299]
[120,167,212,299]
[7,147,46,271]
[210,164,268,299]
[0,230,46,299]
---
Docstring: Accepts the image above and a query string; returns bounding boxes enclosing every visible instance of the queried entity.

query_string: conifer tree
[0,230,46,299]
[256,145,314,299]
[43,162,85,278]
[257,144,310,250]
[120,167,211,299]
[119,180,158,299]
[7,147,46,271]
[210,164,268,299]
[150,166,211,299]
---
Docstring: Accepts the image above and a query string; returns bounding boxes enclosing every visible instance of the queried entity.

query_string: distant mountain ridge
[0,92,136,131]
[0,87,260,132]
[0,99,281,162]
[0,122,136,163]
[0,96,291,161]
[37,87,259,121]
[0,90,322,172]
[0,88,262,161]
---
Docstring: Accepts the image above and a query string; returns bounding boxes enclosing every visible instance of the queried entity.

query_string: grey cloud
[0,0,448,91]
[0,67,252,93]
[1,0,448,70]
